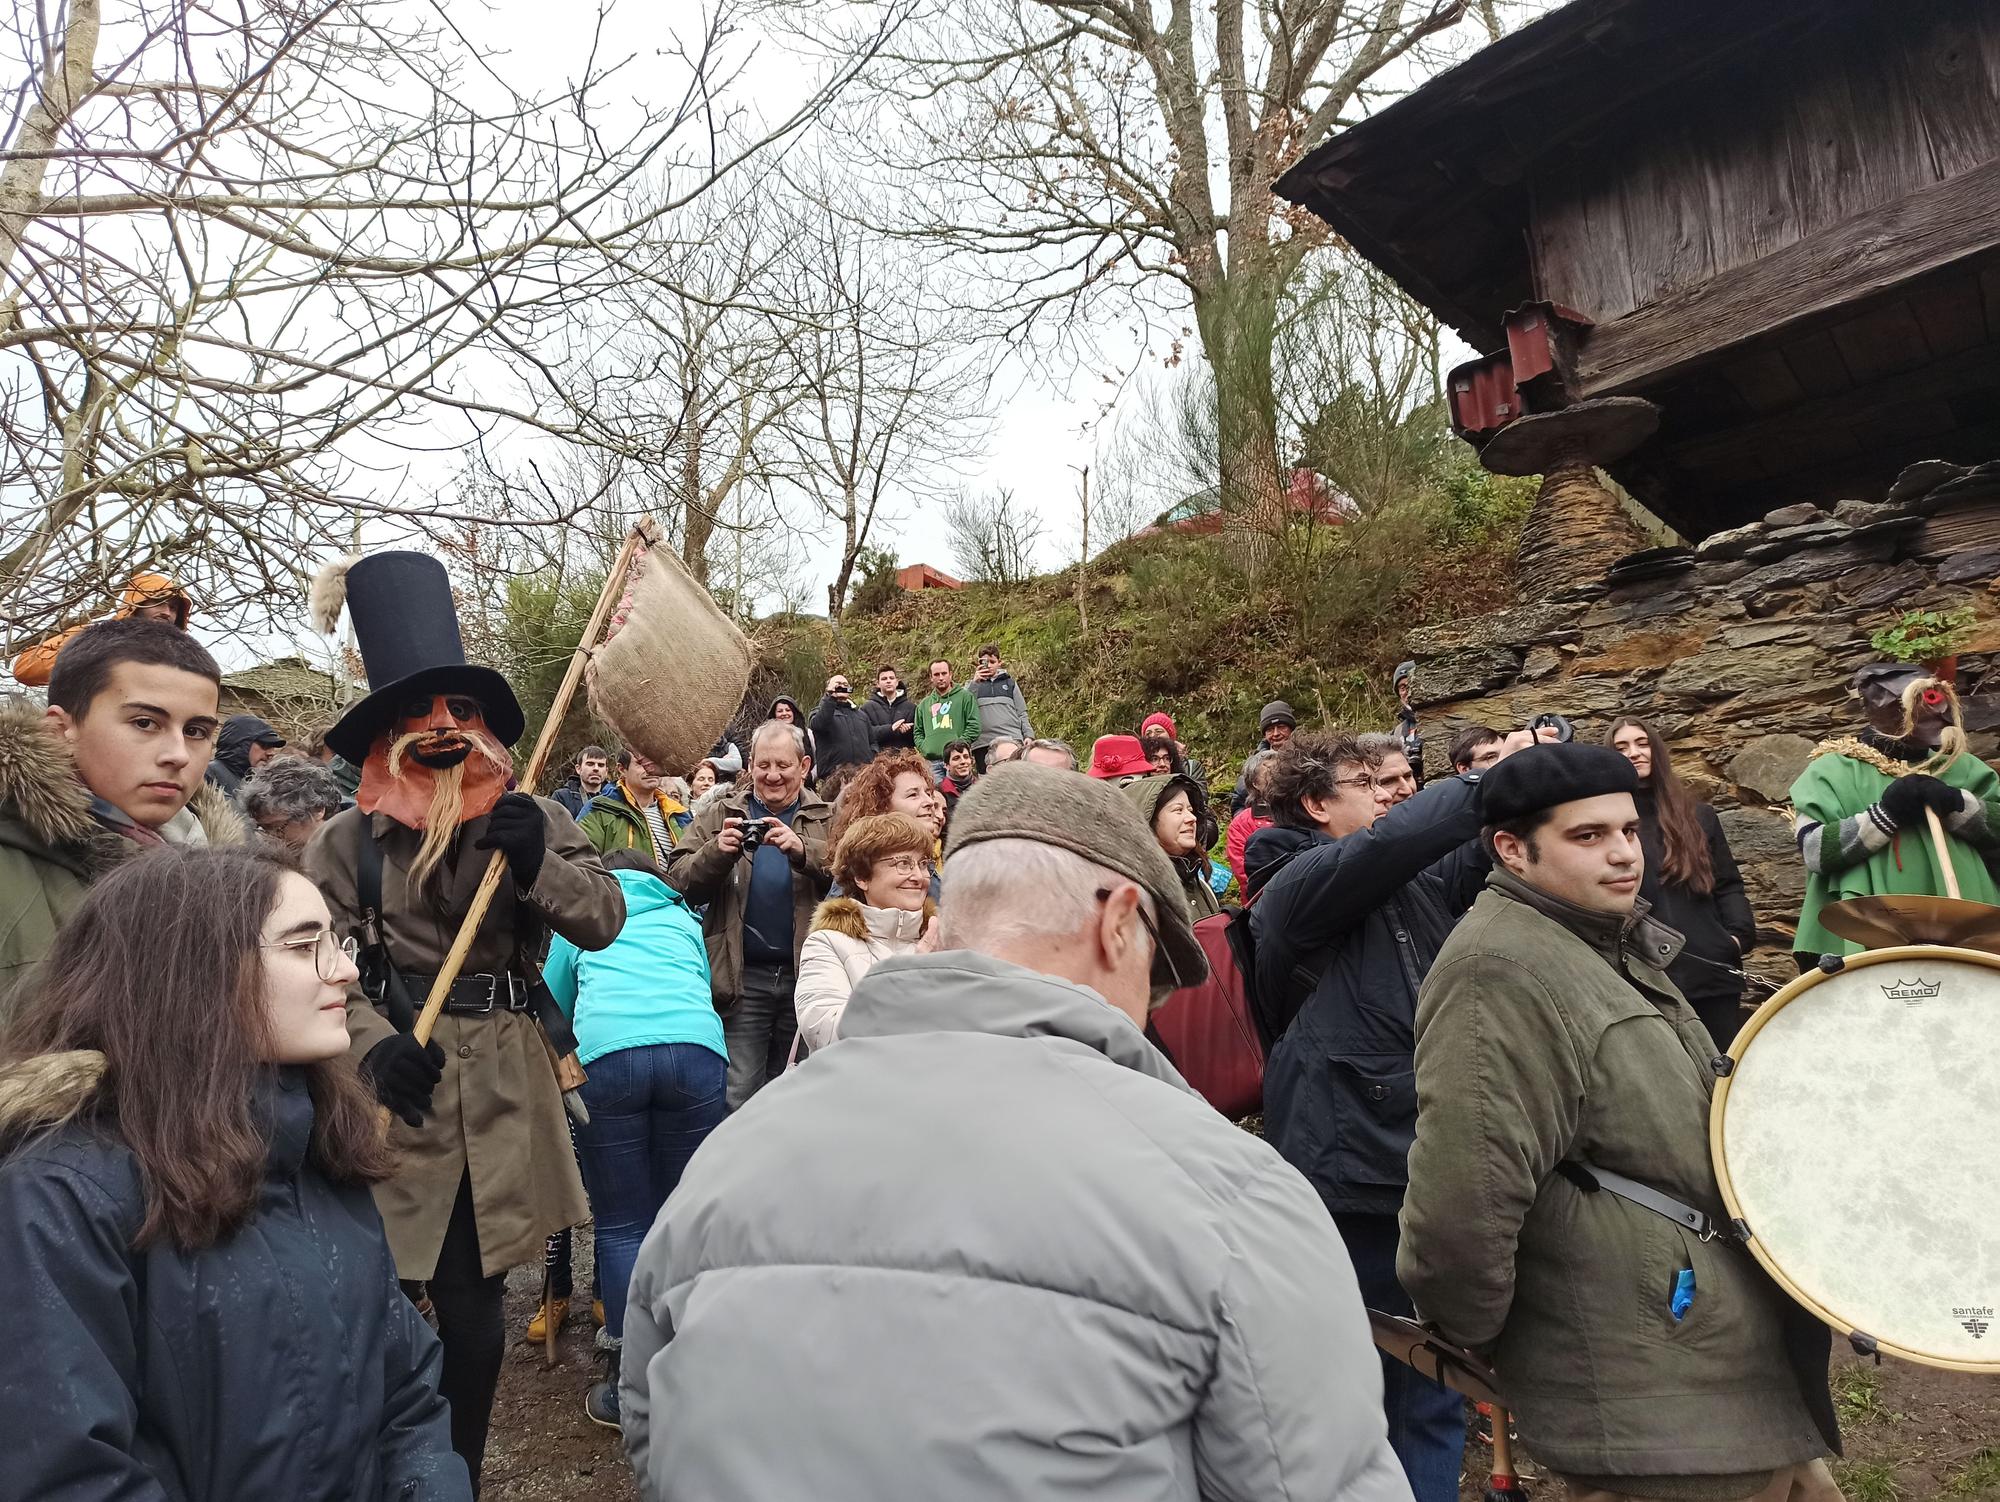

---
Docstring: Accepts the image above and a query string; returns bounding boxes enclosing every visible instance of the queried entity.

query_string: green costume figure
[1790,663,2000,963]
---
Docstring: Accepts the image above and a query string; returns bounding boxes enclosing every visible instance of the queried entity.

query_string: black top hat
[322,551,524,762]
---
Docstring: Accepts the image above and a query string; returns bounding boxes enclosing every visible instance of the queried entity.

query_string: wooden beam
[1661,334,2000,473]
[1574,156,2000,397]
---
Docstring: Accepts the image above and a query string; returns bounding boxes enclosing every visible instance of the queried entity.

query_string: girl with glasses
[0,845,467,1499]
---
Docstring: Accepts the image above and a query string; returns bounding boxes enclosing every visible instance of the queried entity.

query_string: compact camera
[739,816,775,851]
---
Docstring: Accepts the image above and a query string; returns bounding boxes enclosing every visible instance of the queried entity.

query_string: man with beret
[1790,662,2000,969]
[1399,745,1840,1502]
[620,763,1411,1502]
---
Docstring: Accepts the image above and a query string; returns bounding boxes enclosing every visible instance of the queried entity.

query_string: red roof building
[896,563,963,592]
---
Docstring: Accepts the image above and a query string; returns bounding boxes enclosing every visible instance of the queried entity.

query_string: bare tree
[821,0,1515,562]
[777,192,990,618]
[945,484,1043,585]
[1280,249,1446,516]
[0,0,907,652]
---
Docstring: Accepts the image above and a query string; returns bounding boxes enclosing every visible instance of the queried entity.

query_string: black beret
[1480,743,1639,825]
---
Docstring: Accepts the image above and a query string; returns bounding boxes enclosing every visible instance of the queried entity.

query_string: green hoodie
[914,683,980,759]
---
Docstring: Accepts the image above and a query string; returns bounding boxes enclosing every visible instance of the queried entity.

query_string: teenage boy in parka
[1,618,239,1008]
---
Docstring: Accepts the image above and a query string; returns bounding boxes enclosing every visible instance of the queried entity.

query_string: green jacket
[1399,869,1834,1482]
[577,784,679,859]
[1788,741,2000,957]
[0,700,244,1012]
[0,702,103,1009]
[913,685,980,759]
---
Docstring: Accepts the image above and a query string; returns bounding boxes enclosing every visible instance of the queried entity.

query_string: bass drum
[1711,944,2000,1372]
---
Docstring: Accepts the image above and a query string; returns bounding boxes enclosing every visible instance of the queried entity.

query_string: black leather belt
[402,972,531,1016]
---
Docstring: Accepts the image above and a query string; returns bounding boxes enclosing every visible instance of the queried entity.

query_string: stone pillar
[1477,396,1661,602]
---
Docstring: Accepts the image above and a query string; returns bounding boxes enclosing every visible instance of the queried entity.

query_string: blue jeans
[1333,1211,1467,1502]
[574,1043,728,1341]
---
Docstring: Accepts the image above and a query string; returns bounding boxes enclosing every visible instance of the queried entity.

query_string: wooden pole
[409,522,651,1051]
[1926,806,1962,902]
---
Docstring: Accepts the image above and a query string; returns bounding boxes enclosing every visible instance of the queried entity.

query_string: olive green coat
[0,700,241,1012]
[663,782,831,1009]
[1399,869,1835,1480]
[308,800,623,1280]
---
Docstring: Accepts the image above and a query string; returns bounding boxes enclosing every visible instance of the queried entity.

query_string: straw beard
[1892,676,1967,774]
[358,727,515,895]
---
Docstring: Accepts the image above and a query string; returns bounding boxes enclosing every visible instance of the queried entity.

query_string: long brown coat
[664,781,832,1008]
[308,797,624,1280]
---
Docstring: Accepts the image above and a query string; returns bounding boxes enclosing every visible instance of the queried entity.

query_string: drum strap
[1556,1161,1745,1244]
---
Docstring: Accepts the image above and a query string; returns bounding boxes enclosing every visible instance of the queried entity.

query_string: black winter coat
[809,695,875,779]
[0,1067,469,1502]
[1632,786,1756,1003]
[1250,776,1489,1216]
[861,691,916,752]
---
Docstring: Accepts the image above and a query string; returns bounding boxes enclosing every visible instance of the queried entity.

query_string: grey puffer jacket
[621,950,1411,1502]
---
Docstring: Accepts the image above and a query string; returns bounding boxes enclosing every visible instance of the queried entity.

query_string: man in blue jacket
[1249,723,1543,1502]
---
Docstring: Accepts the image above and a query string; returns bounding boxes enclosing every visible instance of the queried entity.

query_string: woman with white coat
[794,813,935,1051]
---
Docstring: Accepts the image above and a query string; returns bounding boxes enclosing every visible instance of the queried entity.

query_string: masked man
[1790,663,2000,968]
[306,552,623,1493]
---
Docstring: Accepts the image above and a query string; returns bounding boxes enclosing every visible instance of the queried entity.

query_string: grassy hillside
[743,477,1532,784]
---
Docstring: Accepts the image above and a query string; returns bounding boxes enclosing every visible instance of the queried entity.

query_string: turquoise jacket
[543,869,723,1067]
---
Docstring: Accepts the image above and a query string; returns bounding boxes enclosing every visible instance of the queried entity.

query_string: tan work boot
[524,1296,569,1344]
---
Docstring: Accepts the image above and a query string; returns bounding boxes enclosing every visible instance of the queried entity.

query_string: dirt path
[483,1245,1995,1502]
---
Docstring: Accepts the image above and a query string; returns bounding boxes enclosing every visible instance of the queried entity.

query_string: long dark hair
[1607,715,1714,895]
[1,846,394,1249]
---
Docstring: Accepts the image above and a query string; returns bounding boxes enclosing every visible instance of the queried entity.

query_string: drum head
[1712,946,2000,1372]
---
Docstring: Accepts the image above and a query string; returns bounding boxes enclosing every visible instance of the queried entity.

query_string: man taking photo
[809,675,874,783]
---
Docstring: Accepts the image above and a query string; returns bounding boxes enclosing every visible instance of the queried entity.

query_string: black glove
[1879,774,1960,828]
[360,1034,445,1128]
[475,791,547,889]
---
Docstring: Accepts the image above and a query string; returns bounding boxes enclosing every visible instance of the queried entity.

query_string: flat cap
[1480,743,1638,825]
[944,761,1208,1006]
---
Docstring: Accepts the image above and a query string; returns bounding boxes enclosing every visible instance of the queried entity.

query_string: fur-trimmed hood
[809,893,935,942]
[0,697,245,865]
[0,699,102,858]
[0,1048,104,1142]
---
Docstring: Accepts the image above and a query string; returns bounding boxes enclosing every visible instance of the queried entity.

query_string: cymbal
[1818,894,2000,953]
[1366,1310,1504,1405]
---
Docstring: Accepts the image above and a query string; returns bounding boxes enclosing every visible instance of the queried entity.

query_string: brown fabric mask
[357,698,513,892]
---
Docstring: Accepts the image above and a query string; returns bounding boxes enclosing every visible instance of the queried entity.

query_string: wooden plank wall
[1531,1,2000,324]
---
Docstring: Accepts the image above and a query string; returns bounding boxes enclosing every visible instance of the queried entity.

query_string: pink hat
[1089,734,1155,780]
[1139,712,1177,740]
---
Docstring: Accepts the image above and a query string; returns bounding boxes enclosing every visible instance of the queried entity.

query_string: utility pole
[1072,463,1091,640]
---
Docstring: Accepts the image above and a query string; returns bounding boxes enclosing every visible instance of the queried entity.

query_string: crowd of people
[2,552,1993,1502]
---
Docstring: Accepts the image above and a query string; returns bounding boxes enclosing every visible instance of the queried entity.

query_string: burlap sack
[586,539,753,775]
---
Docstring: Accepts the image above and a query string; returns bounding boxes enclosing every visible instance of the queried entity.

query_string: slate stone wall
[1405,491,2000,981]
